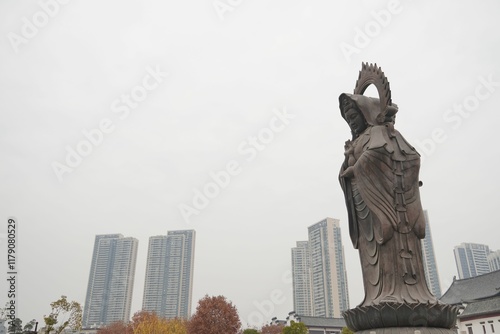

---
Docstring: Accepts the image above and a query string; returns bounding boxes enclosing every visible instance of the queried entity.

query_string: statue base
[343,302,459,332]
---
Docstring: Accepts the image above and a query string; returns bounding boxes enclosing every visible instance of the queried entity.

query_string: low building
[457,296,500,334]
[440,270,500,305]
[440,269,500,334]
[278,311,346,334]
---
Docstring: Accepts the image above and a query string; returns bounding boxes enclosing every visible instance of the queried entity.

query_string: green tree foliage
[243,329,260,334]
[342,326,354,334]
[7,317,23,333]
[282,321,309,334]
[43,295,82,334]
[23,319,37,332]
[5,318,37,334]
[188,295,241,334]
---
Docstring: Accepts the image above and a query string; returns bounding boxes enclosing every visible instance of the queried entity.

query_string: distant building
[308,218,349,318]
[78,330,98,334]
[291,241,313,316]
[270,317,287,326]
[440,270,500,306]
[420,210,442,298]
[291,218,349,318]
[440,270,500,334]
[0,319,6,334]
[284,311,346,334]
[82,234,138,328]
[454,243,491,279]
[487,250,500,272]
[142,230,195,319]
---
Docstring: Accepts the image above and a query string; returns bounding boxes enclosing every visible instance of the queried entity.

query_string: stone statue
[339,63,457,333]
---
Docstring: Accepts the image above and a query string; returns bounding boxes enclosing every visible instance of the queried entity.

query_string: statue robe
[340,123,437,306]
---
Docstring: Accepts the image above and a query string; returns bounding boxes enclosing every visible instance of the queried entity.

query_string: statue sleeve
[339,162,359,249]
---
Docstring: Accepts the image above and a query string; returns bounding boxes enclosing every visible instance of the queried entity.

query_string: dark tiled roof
[440,270,500,305]
[296,315,346,328]
[459,296,500,318]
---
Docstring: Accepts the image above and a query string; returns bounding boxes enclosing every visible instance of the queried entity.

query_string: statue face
[345,108,366,135]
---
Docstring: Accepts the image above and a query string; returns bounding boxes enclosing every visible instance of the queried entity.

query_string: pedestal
[343,302,459,333]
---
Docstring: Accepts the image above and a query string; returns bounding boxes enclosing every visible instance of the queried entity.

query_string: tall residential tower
[292,218,349,318]
[83,234,138,328]
[454,242,491,279]
[142,230,195,319]
[291,241,313,316]
[420,211,442,298]
[487,250,500,272]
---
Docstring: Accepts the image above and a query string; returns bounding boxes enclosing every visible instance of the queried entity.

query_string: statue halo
[353,62,393,123]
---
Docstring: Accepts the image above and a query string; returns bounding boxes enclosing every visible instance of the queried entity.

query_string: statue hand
[341,166,355,178]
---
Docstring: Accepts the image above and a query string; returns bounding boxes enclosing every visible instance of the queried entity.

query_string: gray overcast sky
[1,0,500,328]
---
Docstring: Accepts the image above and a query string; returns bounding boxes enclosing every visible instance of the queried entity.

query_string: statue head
[339,93,398,138]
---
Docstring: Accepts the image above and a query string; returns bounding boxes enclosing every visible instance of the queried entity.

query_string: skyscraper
[487,250,500,272]
[420,210,442,298]
[142,230,195,319]
[454,242,491,279]
[291,241,313,316]
[83,234,138,328]
[291,218,349,318]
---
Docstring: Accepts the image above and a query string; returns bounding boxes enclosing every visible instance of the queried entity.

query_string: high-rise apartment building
[142,230,195,319]
[83,234,138,328]
[487,250,500,272]
[291,218,349,318]
[291,241,313,316]
[454,242,491,279]
[420,210,442,298]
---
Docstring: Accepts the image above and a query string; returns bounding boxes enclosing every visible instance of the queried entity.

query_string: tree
[7,317,23,333]
[342,327,354,334]
[130,311,156,333]
[261,323,284,334]
[23,319,37,332]
[282,321,308,334]
[126,310,187,334]
[43,295,82,334]
[243,329,259,334]
[97,321,131,334]
[163,318,188,334]
[0,313,37,334]
[188,295,241,334]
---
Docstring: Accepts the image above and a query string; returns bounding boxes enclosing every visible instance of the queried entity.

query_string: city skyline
[2,1,500,328]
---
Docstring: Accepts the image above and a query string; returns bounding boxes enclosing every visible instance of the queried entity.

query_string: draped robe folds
[339,123,437,307]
